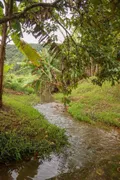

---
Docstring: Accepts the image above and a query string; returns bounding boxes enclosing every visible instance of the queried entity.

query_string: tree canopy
[0,0,120,107]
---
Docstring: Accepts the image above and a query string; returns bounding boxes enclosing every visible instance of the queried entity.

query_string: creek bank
[0,93,67,164]
[0,102,120,179]
[54,80,120,128]
[34,102,120,180]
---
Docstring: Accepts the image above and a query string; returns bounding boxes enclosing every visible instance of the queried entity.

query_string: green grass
[54,79,120,127]
[0,92,67,163]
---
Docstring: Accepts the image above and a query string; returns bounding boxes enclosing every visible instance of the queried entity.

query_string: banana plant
[11,32,42,67]
[11,26,61,93]
[0,0,61,107]
[22,47,61,94]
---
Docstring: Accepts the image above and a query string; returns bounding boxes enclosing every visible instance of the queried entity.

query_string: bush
[4,74,35,94]
[0,132,34,162]
[0,132,56,163]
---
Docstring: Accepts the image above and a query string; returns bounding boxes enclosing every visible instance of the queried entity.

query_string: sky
[20,32,38,44]
[22,30,65,44]
[10,28,65,44]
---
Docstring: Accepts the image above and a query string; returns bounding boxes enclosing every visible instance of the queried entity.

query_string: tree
[0,0,62,108]
[0,1,9,108]
[0,0,120,108]
[70,0,120,85]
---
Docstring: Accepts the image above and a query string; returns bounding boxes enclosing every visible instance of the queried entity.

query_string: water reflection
[0,102,120,180]
[16,160,40,180]
[40,91,54,103]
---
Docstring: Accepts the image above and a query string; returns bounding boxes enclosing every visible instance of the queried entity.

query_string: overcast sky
[21,33,38,44]
[22,30,65,44]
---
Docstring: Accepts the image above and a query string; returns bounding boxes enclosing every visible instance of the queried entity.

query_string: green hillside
[6,44,42,64]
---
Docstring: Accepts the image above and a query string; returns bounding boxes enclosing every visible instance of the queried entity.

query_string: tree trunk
[0,23,7,108]
[0,1,13,108]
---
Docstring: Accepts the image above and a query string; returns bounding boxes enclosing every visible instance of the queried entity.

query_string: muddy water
[0,102,120,180]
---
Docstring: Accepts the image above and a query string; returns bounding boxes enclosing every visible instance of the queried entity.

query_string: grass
[54,79,120,128]
[0,92,67,163]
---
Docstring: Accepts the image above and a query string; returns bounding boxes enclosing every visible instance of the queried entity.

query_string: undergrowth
[4,74,35,94]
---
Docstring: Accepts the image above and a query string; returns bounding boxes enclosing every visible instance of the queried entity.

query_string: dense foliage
[4,45,60,94]
[0,0,120,164]
[0,0,120,107]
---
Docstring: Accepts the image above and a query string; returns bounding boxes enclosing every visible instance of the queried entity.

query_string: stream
[0,102,120,180]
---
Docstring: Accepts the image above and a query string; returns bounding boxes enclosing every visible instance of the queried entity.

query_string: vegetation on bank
[0,92,67,164]
[54,79,120,128]
[4,73,35,94]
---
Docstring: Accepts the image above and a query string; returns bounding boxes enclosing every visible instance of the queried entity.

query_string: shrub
[0,132,55,163]
[4,74,35,94]
[0,132,34,162]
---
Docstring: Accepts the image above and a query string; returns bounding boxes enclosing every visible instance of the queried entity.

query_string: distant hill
[6,44,42,64]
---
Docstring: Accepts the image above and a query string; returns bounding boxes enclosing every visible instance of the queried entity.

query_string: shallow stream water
[0,102,120,180]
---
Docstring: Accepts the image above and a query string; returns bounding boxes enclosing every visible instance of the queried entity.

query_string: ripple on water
[0,102,120,180]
